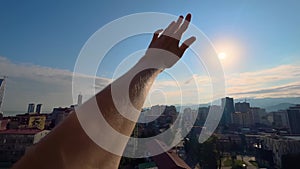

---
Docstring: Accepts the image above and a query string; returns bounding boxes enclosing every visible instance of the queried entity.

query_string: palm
[148,14,196,58]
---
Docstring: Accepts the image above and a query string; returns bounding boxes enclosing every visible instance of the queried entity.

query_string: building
[27,103,35,113]
[232,112,243,126]
[250,107,266,125]
[272,110,290,130]
[232,111,253,128]
[287,105,300,134]
[146,139,191,169]
[49,107,74,128]
[197,107,209,126]
[0,119,9,130]
[235,102,250,113]
[28,115,46,130]
[257,135,300,168]
[0,129,50,168]
[221,97,235,125]
[0,77,6,113]
[5,113,47,130]
[183,108,197,126]
[77,94,83,106]
[35,104,42,114]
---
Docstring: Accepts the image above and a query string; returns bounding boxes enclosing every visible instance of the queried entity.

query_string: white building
[260,135,300,168]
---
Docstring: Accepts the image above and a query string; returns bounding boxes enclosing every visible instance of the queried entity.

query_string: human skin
[11,14,196,169]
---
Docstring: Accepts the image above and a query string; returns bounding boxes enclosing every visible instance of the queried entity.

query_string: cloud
[230,82,300,95]
[146,64,300,105]
[0,56,110,112]
[1,55,299,113]
[227,64,300,99]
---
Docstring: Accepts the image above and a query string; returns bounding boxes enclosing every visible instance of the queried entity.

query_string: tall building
[250,107,266,125]
[221,97,235,125]
[235,102,250,113]
[27,103,35,113]
[272,110,290,129]
[287,105,300,134]
[197,107,209,125]
[77,94,83,106]
[232,111,253,127]
[0,77,6,113]
[36,104,42,114]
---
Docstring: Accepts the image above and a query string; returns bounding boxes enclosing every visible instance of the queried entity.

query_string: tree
[198,136,218,169]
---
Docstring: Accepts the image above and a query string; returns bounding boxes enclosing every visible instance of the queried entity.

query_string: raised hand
[144,13,196,69]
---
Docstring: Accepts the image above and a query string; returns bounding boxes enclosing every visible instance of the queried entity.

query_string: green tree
[198,136,218,169]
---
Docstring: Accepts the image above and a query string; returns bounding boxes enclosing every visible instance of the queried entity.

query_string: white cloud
[146,64,300,105]
[226,64,300,99]
[1,55,299,113]
[0,56,110,113]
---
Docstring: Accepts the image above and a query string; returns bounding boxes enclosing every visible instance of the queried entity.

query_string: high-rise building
[197,107,209,125]
[287,105,300,134]
[232,111,253,127]
[36,104,42,114]
[0,77,6,113]
[235,102,250,113]
[272,110,289,129]
[27,103,35,113]
[221,97,235,125]
[77,94,83,106]
[250,107,266,125]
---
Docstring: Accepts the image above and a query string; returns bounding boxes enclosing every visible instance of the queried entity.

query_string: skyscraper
[287,105,300,134]
[77,94,83,106]
[36,104,42,114]
[221,97,235,125]
[27,103,35,113]
[235,102,250,113]
[0,77,6,113]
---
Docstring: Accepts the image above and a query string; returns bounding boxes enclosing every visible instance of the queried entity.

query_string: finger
[150,29,163,43]
[179,36,196,54]
[176,13,192,38]
[163,21,176,36]
[169,15,184,34]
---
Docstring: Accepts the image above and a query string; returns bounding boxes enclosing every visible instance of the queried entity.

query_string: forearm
[12,60,162,169]
[97,67,161,135]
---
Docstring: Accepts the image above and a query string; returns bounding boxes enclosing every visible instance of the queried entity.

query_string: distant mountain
[175,103,209,112]
[231,97,300,113]
[244,97,300,111]
[264,103,296,112]
[175,97,300,112]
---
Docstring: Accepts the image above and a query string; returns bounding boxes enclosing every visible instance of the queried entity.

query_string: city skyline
[0,0,300,111]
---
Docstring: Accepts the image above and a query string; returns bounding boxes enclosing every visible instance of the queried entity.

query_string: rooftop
[0,129,42,135]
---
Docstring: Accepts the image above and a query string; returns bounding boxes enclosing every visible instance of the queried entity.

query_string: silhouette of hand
[142,13,196,69]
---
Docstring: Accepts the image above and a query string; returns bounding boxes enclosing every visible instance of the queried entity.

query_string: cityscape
[1,1,300,169]
[1,76,300,168]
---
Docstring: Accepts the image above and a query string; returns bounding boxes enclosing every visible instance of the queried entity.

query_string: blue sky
[0,0,300,112]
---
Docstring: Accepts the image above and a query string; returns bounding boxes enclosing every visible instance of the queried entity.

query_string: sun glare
[213,38,244,71]
[218,52,227,60]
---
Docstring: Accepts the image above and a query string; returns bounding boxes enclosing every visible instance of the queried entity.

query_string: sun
[218,52,227,60]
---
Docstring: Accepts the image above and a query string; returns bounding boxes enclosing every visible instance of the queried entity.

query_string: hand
[142,13,196,69]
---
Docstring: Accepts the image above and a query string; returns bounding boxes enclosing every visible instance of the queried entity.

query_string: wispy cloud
[147,64,300,105]
[1,55,299,112]
[0,56,110,112]
[227,64,300,99]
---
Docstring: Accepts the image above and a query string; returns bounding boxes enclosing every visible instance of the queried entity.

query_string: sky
[0,0,300,112]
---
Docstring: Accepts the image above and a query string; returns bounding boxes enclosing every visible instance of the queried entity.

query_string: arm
[12,14,195,169]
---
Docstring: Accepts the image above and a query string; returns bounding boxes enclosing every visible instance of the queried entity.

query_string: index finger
[175,13,192,38]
